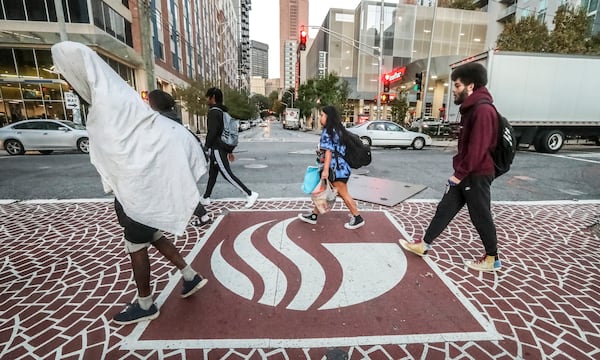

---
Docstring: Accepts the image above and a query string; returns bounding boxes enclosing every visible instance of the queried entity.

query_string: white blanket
[51,41,207,235]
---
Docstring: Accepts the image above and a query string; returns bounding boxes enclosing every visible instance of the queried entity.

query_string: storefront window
[6,101,25,123]
[14,49,38,77]
[25,100,46,119]
[42,83,64,100]
[45,102,66,120]
[35,50,59,80]
[1,84,22,100]
[0,48,17,76]
[22,83,43,100]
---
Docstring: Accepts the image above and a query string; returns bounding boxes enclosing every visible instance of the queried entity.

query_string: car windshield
[58,120,86,130]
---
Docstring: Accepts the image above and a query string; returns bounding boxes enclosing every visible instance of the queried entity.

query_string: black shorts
[114,199,158,244]
[328,171,349,184]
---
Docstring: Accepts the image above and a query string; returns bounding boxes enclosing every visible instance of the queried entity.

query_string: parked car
[239,120,251,131]
[410,117,450,136]
[347,120,432,150]
[0,119,89,155]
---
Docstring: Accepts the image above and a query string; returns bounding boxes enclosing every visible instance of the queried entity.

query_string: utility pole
[376,0,384,119]
[422,0,438,117]
[140,0,155,91]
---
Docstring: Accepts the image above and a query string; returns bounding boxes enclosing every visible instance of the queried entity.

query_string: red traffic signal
[299,26,307,51]
[383,74,391,93]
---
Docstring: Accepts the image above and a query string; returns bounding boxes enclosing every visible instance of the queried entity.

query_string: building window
[25,0,48,21]
[66,0,90,23]
[5,0,26,20]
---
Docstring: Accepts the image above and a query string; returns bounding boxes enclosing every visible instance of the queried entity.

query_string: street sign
[64,91,80,109]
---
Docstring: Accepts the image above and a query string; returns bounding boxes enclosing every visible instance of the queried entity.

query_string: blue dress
[319,129,351,180]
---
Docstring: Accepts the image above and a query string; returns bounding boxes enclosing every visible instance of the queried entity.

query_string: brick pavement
[0,198,599,359]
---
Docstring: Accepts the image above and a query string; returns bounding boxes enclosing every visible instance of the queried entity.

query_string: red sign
[385,66,406,83]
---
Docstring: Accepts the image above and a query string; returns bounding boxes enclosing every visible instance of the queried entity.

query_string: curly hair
[450,62,488,90]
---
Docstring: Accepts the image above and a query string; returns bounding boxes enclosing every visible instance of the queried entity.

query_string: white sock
[181,265,197,281]
[138,295,153,310]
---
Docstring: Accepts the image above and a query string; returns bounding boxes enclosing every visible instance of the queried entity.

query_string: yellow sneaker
[399,239,430,257]
[465,254,501,272]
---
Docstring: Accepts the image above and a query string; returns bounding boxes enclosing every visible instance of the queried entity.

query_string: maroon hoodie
[452,87,498,180]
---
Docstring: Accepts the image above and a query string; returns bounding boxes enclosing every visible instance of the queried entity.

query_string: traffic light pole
[376,0,384,120]
[421,0,438,117]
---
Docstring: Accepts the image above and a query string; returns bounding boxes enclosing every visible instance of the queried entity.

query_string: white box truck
[282,108,300,130]
[448,50,600,153]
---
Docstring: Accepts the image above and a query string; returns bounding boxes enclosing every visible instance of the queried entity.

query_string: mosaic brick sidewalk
[0,198,599,359]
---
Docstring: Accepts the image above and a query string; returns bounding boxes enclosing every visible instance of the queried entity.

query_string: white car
[0,119,89,155]
[347,120,432,150]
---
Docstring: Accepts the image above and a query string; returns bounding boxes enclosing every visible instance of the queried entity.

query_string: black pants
[203,147,251,198]
[424,174,498,257]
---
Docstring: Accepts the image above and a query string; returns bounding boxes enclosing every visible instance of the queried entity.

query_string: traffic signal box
[414,72,423,100]
[299,27,307,51]
[383,74,390,93]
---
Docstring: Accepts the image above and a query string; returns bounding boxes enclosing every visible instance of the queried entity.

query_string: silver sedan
[347,120,432,150]
[0,119,89,155]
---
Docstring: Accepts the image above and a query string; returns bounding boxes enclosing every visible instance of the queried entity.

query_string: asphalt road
[1,121,599,201]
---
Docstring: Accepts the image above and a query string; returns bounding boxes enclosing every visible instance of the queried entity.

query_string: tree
[281,87,295,109]
[547,5,589,54]
[496,16,549,52]
[389,92,409,126]
[250,94,271,117]
[174,79,214,132]
[585,33,600,55]
[223,87,254,120]
[439,0,478,11]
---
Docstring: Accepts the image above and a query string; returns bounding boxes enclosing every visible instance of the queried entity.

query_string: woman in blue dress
[298,105,365,229]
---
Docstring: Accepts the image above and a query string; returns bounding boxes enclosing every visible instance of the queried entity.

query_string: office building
[251,40,269,78]
[279,0,308,91]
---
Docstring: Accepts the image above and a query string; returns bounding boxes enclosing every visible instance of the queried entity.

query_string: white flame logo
[210,217,407,310]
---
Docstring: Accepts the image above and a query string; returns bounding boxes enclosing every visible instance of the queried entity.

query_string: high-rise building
[237,0,252,90]
[279,0,308,91]
[251,40,269,79]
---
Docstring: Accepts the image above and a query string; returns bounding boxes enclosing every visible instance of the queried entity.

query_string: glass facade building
[0,0,139,125]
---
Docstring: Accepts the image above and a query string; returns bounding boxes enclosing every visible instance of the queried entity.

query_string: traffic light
[299,27,307,51]
[383,74,390,93]
[141,90,149,100]
[381,93,388,104]
[414,72,422,92]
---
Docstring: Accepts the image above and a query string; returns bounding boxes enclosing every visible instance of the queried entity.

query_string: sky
[249,0,363,79]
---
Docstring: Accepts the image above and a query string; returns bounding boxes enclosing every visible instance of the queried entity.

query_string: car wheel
[77,137,89,153]
[4,139,24,155]
[412,137,425,150]
[39,150,54,155]
[360,136,371,146]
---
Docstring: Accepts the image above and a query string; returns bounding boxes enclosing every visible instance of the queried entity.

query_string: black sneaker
[113,302,159,325]
[192,213,213,227]
[181,274,208,298]
[298,212,318,225]
[344,214,365,230]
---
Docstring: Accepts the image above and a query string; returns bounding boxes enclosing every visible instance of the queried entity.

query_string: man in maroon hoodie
[400,62,501,272]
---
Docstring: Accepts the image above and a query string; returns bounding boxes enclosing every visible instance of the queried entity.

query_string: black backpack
[477,101,516,177]
[339,130,372,169]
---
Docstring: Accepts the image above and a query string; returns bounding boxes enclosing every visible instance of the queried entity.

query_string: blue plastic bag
[302,166,321,194]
